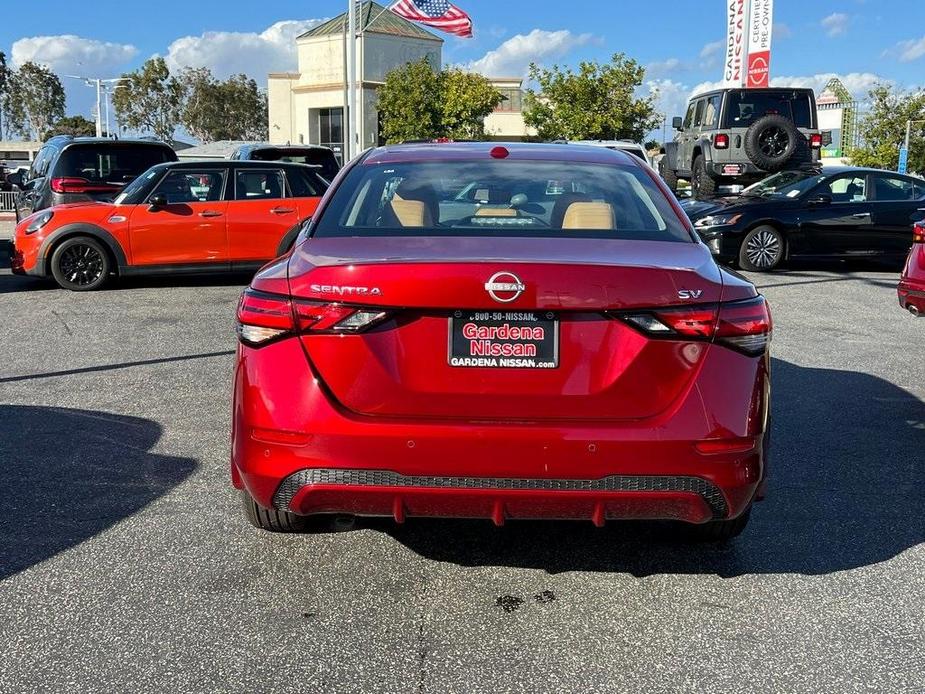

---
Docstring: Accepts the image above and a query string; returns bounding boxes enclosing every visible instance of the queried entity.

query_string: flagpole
[347,0,357,160]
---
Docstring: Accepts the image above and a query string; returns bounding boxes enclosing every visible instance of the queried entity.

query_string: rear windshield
[722,90,814,129]
[312,160,691,242]
[251,148,339,179]
[56,145,175,185]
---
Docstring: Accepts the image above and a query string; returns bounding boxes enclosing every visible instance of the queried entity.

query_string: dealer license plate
[448,311,558,369]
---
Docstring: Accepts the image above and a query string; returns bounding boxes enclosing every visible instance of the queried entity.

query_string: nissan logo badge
[485,271,526,303]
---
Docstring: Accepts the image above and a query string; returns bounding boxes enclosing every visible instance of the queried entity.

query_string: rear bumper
[232,339,769,525]
[898,280,925,314]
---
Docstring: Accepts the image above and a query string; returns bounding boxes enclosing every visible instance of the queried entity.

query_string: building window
[494,88,523,113]
[318,107,345,164]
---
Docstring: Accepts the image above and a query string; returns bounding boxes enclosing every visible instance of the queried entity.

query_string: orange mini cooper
[11,160,328,290]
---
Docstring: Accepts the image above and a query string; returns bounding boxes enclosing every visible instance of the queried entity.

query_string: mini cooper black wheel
[739,225,784,272]
[50,237,111,291]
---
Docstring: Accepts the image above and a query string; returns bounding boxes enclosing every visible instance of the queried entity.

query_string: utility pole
[346,0,357,161]
[65,75,129,138]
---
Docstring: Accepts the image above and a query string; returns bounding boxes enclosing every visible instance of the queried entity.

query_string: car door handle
[270,207,295,214]
[199,211,223,218]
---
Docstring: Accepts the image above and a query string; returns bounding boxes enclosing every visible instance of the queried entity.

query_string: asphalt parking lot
[0,251,922,693]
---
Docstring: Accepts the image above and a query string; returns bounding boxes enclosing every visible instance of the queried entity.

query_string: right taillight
[714,296,772,356]
[50,177,121,194]
[616,296,771,356]
[235,289,390,347]
[913,221,925,243]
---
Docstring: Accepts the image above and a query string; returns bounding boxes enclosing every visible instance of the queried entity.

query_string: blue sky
[2,0,924,133]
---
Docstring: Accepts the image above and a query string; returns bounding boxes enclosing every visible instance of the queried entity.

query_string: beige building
[268,1,531,163]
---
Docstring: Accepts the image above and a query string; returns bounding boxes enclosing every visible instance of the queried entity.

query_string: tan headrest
[390,193,431,227]
[475,207,517,217]
[561,202,615,230]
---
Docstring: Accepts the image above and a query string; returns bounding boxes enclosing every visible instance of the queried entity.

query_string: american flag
[388,0,473,38]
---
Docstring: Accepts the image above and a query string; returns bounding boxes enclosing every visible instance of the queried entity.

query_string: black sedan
[682,166,925,271]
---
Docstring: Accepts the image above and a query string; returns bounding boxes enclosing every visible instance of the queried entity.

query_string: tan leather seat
[390,192,432,227]
[561,202,615,230]
[475,207,517,217]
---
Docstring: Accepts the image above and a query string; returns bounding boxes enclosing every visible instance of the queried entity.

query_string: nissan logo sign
[485,271,526,303]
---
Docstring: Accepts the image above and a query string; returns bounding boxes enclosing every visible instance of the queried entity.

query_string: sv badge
[678,289,703,300]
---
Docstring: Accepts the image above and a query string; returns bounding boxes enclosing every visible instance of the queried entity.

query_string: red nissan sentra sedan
[232,143,772,540]
[898,221,925,316]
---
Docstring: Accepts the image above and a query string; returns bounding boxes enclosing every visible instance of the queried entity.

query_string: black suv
[660,88,822,199]
[10,136,177,220]
[230,144,340,181]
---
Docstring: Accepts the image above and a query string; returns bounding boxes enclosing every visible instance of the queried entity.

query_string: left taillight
[810,134,823,149]
[235,289,390,347]
[616,296,772,356]
[913,221,925,243]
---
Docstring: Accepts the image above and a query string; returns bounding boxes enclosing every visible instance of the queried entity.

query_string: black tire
[241,490,311,533]
[691,156,717,199]
[683,508,751,542]
[49,236,111,291]
[659,160,679,191]
[744,115,800,172]
[739,225,785,271]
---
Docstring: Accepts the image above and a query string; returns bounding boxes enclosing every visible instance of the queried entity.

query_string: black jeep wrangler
[660,88,821,199]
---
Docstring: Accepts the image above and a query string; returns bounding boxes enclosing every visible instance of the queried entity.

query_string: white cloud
[699,40,724,60]
[165,19,325,80]
[647,78,691,122]
[11,35,137,75]
[896,36,925,63]
[821,13,849,38]
[646,58,683,78]
[690,72,885,100]
[466,29,598,77]
[773,23,793,40]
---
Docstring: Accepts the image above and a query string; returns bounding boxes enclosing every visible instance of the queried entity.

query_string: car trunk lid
[285,237,724,422]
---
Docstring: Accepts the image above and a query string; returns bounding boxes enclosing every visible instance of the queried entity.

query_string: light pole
[64,75,130,137]
[102,83,128,137]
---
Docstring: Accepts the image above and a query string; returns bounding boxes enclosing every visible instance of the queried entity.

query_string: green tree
[377,59,502,143]
[217,74,268,141]
[180,68,267,142]
[3,61,66,141]
[377,58,442,143]
[439,68,502,140]
[0,52,9,138]
[523,53,659,142]
[112,57,183,142]
[42,115,97,141]
[848,84,925,173]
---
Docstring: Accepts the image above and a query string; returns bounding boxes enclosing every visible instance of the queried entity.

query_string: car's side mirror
[148,193,168,209]
[806,194,832,207]
[6,171,23,188]
[672,116,684,130]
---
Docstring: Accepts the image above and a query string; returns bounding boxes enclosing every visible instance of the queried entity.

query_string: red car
[233,143,772,540]
[11,160,327,290]
[899,220,925,316]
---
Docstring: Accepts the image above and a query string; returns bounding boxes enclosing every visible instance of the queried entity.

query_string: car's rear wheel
[50,236,110,291]
[691,157,717,199]
[683,508,751,542]
[659,160,679,191]
[739,225,785,271]
[241,491,312,532]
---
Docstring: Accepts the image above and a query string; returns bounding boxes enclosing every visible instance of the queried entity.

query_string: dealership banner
[723,0,749,87]
[746,0,774,88]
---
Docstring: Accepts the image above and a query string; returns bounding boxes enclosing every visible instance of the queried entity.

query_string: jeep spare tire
[744,114,800,172]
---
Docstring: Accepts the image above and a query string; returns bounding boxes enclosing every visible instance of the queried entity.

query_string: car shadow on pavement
[377,358,924,576]
[0,405,197,581]
[0,270,254,294]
